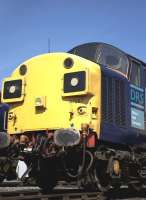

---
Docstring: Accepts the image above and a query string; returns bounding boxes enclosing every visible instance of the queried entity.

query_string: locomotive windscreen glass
[69,43,129,75]
[68,43,97,62]
[64,71,86,93]
[130,60,141,86]
[96,44,129,74]
[3,80,22,99]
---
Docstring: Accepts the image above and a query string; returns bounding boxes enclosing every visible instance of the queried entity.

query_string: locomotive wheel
[35,159,57,192]
[95,160,111,192]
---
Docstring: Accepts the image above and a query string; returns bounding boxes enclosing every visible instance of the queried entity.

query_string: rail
[0,189,104,200]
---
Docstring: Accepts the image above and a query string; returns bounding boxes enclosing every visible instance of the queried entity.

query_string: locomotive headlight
[54,128,80,147]
[70,77,79,87]
[1,78,25,103]
[9,85,16,94]
[3,80,22,99]
[63,71,86,95]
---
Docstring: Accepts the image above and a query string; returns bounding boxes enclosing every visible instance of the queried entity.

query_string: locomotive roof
[68,42,146,74]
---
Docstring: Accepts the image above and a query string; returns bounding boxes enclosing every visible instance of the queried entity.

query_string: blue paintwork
[99,64,146,146]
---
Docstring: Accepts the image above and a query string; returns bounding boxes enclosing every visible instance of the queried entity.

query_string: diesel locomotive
[1,42,146,191]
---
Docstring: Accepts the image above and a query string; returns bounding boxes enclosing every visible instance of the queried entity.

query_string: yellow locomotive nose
[1,53,101,138]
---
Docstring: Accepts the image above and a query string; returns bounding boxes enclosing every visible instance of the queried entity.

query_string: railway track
[1,187,146,200]
[1,182,146,200]
[0,188,104,200]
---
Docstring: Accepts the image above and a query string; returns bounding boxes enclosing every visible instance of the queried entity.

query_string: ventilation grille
[101,74,126,126]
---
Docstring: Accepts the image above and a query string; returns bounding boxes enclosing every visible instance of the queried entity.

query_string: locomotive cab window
[95,44,129,74]
[130,60,141,87]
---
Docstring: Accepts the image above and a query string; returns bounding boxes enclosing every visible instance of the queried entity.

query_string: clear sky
[0,0,146,86]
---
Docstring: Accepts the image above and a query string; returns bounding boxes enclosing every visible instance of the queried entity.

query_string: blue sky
[0,0,146,86]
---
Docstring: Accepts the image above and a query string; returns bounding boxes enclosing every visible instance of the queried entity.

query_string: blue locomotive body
[69,42,146,148]
[100,66,146,146]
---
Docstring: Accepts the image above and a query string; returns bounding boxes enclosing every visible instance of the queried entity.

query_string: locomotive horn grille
[54,128,80,147]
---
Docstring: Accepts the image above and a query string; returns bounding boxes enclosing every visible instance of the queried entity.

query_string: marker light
[19,65,27,75]
[64,58,74,69]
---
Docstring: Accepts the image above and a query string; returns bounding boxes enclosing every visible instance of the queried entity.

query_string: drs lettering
[130,86,144,106]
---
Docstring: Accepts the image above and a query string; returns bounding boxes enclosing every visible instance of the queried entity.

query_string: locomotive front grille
[115,79,126,126]
[101,74,126,126]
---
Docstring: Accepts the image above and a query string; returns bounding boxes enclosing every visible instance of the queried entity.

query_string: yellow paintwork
[1,53,101,137]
